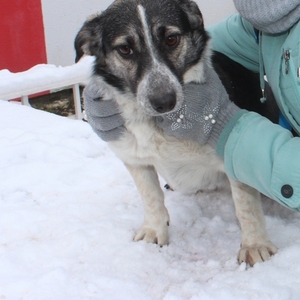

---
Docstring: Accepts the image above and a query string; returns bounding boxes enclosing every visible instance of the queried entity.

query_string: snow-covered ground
[1,56,300,299]
[1,100,300,299]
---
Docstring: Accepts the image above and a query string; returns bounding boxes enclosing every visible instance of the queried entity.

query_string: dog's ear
[74,15,105,64]
[180,0,204,30]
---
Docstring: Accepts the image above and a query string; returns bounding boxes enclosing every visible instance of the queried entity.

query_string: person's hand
[83,80,126,142]
[155,65,243,149]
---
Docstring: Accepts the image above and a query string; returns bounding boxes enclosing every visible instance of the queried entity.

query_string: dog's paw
[134,223,169,246]
[238,242,278,266]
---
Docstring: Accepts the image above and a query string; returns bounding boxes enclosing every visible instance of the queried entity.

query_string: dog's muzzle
[149,91,177,113]
[137,64,184,116]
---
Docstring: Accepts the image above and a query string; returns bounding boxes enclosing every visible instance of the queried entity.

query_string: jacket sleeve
[207,14,259,73]
[217,111,300,211]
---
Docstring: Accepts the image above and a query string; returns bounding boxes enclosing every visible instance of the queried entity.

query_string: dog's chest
[109,118,226,193]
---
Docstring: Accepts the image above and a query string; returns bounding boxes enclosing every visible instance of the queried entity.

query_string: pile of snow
[1,101,300,299]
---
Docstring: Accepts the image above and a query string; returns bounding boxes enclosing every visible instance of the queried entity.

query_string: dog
[75,0,277,266]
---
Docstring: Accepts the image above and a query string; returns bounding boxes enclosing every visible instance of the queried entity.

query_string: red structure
[0,0,47,72]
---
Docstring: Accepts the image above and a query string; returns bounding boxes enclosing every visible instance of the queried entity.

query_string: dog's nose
[150,92,176,113]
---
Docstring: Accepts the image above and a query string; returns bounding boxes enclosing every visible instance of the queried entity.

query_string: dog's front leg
[125,163,170,246]
[229,179,277,266]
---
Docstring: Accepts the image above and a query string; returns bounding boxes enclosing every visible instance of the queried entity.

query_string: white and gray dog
[75,0,277,266]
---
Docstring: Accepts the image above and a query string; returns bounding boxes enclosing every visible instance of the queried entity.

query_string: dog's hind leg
[229,179,277,266]
[125,163,170,246]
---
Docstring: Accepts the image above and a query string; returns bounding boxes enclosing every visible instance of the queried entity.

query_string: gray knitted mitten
[83,81,125,142]
[234,0,300,33]
[156,65,241,149]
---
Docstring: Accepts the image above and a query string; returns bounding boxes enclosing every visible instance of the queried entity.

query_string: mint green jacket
[208,15,300,211]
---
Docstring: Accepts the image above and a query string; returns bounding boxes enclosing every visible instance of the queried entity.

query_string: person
[83,0,300,212]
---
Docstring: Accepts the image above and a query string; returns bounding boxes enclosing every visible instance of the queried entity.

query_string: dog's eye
[165,35,179,47]
[117,45,133,56]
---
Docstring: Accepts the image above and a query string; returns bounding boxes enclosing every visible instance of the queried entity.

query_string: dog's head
[75,0,209,116]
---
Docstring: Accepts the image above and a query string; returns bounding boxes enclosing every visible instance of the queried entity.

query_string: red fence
[0,0,47,72]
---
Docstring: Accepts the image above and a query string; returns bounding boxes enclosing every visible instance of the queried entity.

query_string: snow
[0,56,94,100]
[1,72,300,299]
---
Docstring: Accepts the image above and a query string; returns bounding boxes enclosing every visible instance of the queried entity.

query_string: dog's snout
[150,92,176,114]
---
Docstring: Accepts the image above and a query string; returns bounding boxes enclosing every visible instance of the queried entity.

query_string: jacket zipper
[284,50,300,78]
[284,50,290,74]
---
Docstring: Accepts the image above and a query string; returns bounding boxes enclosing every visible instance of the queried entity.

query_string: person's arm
[217,111,300,211]
[207,14,259,73]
